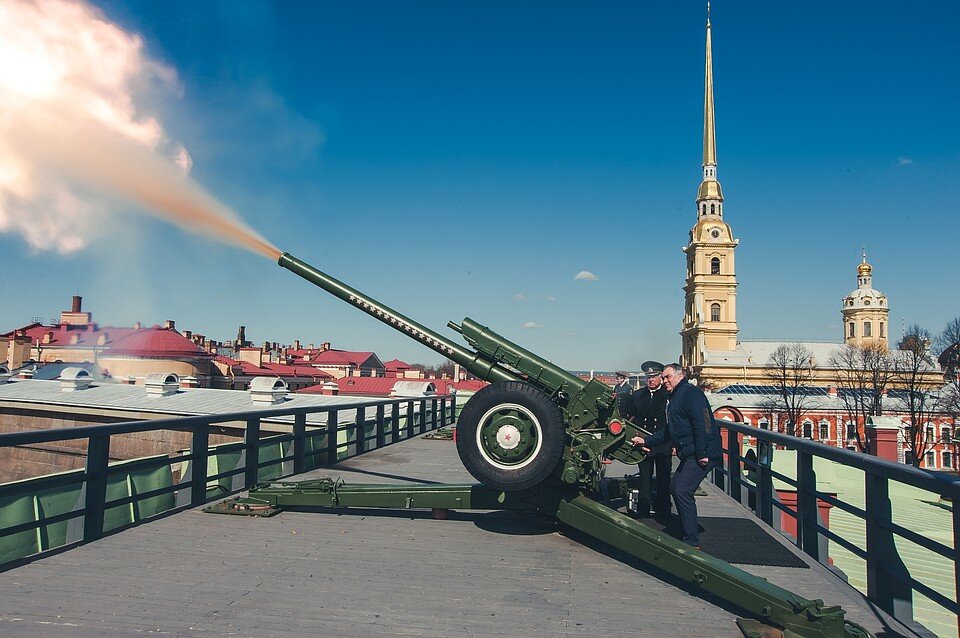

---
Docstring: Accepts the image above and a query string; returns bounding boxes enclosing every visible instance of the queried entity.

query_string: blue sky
[1,1,958,370]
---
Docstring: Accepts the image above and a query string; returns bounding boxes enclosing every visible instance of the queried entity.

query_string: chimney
[237,325,247,347]
[319,381,340,396]
[72,295,82,312]
[320,342,331,352]
[7,335,30,370]
[294,339,301,350]
[179,376,200,389]
[827,386,837,398]
[133,321,141,330]
[163,319,175,330]
[183,330,192,340]
[121,376,137,385]
[59,367,93,392]
[867,416,902,462]
[145,372,180,397]
[43,331,54,344]
[238,347,263,368]
[249,377,288,404]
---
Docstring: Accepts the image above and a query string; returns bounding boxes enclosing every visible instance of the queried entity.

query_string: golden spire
[703,2,716,168]
[697,2,723,206]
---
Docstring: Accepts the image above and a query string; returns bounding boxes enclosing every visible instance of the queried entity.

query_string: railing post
[190,423,210,506]
[376,404,386,448]
[954,501,960,638]
[293,412,306,475]
[244,418,261,488]
[757,440,774,526]
[725,427,742,505]
[355,406,366,455]
[419,400,427,435]
[448,397,456,425]
[797,450,819,561]
[865,472,913,624]
[391,402,401,443]
[83,434,110,543]
[431,399,438,431]
[406,401,415,439]
[326,409,339,464]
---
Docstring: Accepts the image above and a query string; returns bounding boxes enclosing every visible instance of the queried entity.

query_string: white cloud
[522,321,542,329]
[512,293,526,302]
[574,270,598,281]
[542,294,556,302]
[0,0,275,259]
[898,157,913,166]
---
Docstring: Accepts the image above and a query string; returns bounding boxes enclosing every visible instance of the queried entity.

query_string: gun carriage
[207,252,872,638]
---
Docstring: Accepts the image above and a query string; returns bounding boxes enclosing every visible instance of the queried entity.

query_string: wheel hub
[475,403,543,470]
[496,424,521,450]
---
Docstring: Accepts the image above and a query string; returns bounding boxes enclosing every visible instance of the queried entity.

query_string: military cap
[640,360,664,376]
[615,371,628,379]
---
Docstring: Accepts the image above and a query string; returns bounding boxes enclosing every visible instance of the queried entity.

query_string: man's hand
[698,457,709,467]
[630,436,651,453]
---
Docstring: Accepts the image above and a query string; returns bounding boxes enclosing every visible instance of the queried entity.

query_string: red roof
[384,358,412,371]
[310,349,377,366]
[214,355,332,379]
[4,322,141,348]
[103,327,210,358]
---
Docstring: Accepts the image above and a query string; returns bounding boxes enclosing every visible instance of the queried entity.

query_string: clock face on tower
[710,228,721,240]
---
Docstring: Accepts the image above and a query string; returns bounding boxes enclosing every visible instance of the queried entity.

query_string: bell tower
[681,3,740,370]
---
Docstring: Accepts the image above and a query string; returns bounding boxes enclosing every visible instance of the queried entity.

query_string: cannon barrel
[278,252,517,383]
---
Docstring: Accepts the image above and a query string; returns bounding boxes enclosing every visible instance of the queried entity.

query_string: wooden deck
[0,436,918,637]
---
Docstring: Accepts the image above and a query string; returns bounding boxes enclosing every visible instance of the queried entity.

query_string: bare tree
[764,343,816,437]
[895,326,944,467]
[829,343,897,452]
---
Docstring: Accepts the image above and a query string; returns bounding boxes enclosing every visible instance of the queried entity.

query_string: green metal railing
[0,395,455,569]
[712,419,960,636]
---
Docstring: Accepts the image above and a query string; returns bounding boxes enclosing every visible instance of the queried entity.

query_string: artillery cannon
[207,252,873,638]
[277,252,645,493]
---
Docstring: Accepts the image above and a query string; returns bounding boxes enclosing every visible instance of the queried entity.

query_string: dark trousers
[637,454,672,516]
[670,457,717,546]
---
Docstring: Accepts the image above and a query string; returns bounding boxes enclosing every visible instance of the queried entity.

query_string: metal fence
[0,395,455,570]
[711,419,960,635]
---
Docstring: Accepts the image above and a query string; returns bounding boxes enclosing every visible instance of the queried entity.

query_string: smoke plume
[0,0,279,260]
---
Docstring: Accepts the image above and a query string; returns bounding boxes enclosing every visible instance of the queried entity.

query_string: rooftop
[0,436,917,637]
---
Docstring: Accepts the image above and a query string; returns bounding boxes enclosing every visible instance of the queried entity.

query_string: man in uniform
[631,363,722,548]
[612,371,634,416]
[627,361,671,518]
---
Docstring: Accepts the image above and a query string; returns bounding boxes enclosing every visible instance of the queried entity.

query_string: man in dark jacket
[631,363,722,547]
[625,361,671,517]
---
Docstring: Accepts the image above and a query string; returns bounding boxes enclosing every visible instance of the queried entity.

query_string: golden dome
[697,179,724,201]
[858,260,872,277]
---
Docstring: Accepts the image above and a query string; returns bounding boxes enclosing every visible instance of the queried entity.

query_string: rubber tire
[456,381,566,491]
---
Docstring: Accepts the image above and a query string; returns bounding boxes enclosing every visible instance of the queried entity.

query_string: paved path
[0,436,918,637]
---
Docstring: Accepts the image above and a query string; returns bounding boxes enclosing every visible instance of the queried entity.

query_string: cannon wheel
[456,381,565,491]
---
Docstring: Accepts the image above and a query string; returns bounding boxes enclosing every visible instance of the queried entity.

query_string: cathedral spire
[703,2,716,169]
[697,2,723,212]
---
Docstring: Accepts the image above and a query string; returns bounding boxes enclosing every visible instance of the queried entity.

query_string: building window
[802,420,813,438]
[701,204,706,215]
[759,419,769,430]
[942,426,952,443]
[710,203,715,214]
[819,420,830,440]
[944,451,954,469]
[710,257,720,274]
[863,321,872,337]
[926,423,935,439]
[846,421,857,439]
[864,299,871,306]
[710,303,721,322]
[880,322,885,337]
[924,451,935,468]
[849,323,856,338]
